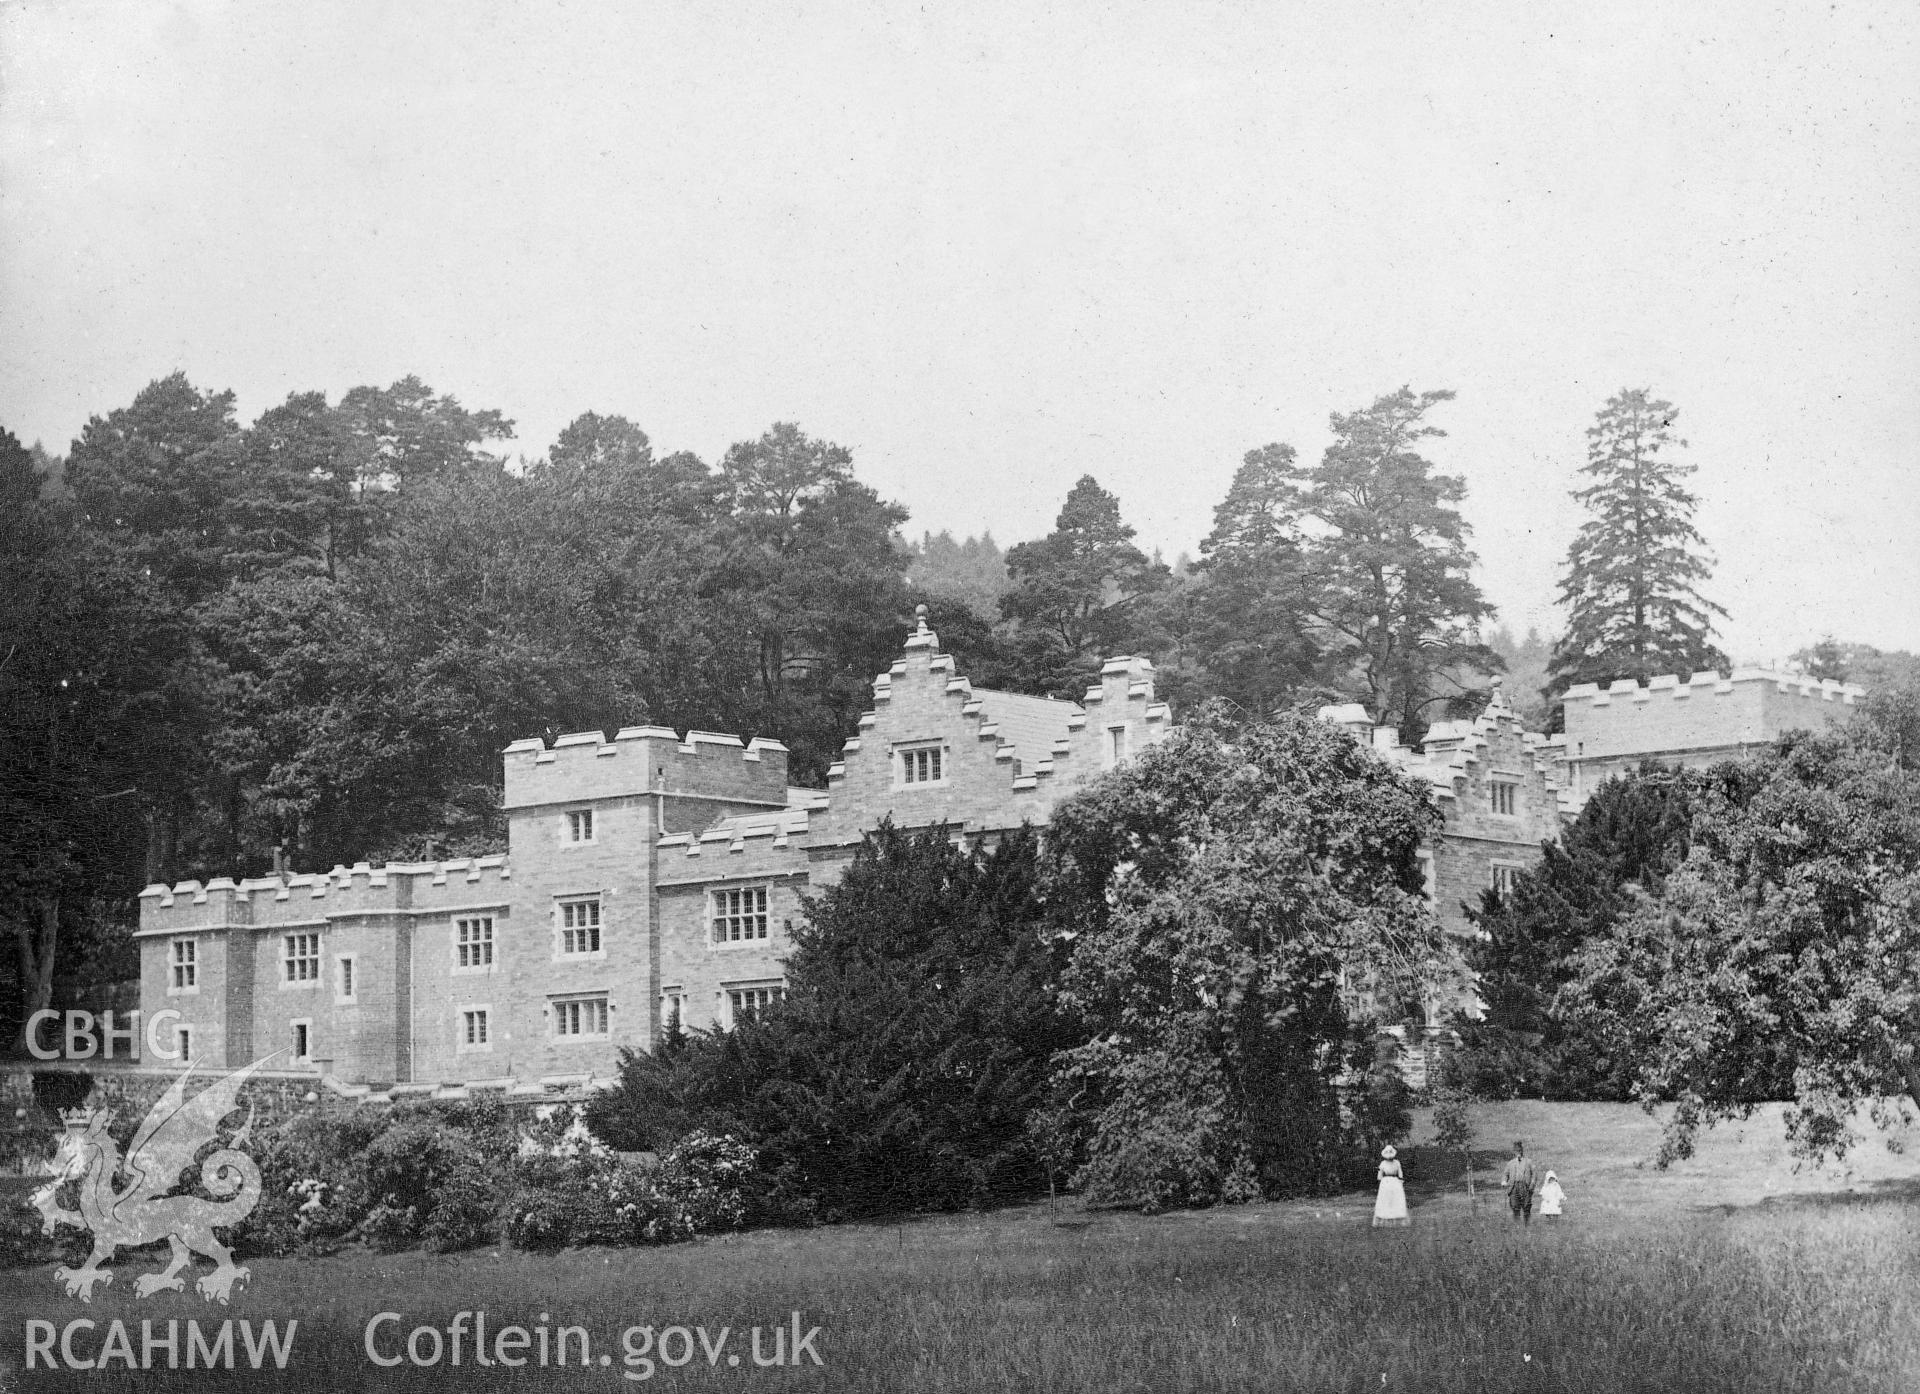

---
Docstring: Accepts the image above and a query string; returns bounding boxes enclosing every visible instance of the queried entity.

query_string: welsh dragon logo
[28,1056,271,1304]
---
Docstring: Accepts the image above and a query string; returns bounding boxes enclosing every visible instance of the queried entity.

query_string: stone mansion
[134,613,1865,1097]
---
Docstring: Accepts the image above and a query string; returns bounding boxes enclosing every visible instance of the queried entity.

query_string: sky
[3,1,1916,663]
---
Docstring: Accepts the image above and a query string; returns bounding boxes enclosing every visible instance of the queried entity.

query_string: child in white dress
[1540,1170,1566,1219]
[1373,1145,1410,1227]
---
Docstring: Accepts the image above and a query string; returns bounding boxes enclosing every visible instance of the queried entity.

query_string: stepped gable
[796,609,1170,849]
[1318,684,1566,811]
[1395,685,1562,804]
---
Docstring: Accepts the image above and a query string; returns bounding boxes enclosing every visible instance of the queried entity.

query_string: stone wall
[1559,669,1864,803]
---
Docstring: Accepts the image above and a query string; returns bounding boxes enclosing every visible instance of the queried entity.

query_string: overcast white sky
[3,1,1916,661]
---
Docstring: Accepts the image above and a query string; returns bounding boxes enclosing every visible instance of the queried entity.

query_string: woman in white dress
[1373,1145,1410,1226]
[1540,1170,1566,1219]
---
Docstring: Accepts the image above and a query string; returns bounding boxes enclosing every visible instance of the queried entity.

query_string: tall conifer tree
[1300,388,1498,743]
[1548,389,1727,704]
[1186,443,1320,715]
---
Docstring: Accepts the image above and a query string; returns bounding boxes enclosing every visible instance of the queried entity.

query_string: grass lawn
[3,1101,1918,1393]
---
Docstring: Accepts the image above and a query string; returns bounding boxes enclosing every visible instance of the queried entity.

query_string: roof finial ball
[915,603,929,635]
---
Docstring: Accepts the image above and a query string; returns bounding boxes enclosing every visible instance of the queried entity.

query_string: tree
[1185,444,1322,715]
[1462,763,1704,1100]
[717,423,913,780]
[220,391,355,582]
[64,372,242,607]
[1000,476,1167,697]
[1559,712,1920,1166]
[906,531,1009,621]
[1547,390,1728,707]
[589,824,1066,1218]
[1299,388,1499,744]
[1487,626,1551,731]
[1789,642,1920,697]
[0,428,185,1044]
[1802,636,1849,683]
[1043,708,1461,1207]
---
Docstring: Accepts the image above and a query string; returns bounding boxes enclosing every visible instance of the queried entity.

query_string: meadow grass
[4,1101,1918,1393]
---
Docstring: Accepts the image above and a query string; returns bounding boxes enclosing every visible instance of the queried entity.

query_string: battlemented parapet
[1560,668,1865,803]
[503,726,789,812]
[136,857,513,938]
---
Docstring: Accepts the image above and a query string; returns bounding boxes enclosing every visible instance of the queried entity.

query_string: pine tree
[1186,443,1321,715]
[1548,390,1727,704]
[1000,476,1166,696]
[1300,388,1498,743]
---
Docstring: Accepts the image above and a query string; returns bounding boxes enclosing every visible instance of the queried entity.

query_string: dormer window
[896,742,946,786]
[1106,724,1130,767]
[566,809,595,843]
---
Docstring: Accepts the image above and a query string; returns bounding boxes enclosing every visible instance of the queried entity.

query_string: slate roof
[969,687,1082,773]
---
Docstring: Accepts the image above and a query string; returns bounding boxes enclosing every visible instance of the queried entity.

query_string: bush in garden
[231,1099,515,1257]
[422,1156,502,1253]
[609,1171,694,1246]
[231,1108,384,1257]
[30,1071,93,1121]
[361,1119,499,1251]
[503,1110,757,1250]
[506,1105,624,1250]
[504,1185,585,1252]
[505,1153,622,1250]
[653,1131,756,1233]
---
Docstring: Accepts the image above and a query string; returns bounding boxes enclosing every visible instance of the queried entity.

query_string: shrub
[422,1156,501,1253]
[359,1122,453,1249]
[505,1185,585,1252]
[653,1131,755,1234]
[506,1106,624,1250]
[31,1071,92,1121]
[232,1100,514,1258]
[505,1149,624,1250]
